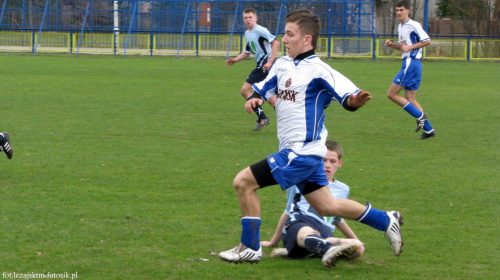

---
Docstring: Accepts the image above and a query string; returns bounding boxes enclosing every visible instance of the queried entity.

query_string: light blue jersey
[398,19,430,60]
[244,24,276,68]
[285,179,350,233]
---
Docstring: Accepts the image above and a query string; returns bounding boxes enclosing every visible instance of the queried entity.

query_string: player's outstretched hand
[226,58,235,67]
[349,90,372,108]
[245,98,264,114]
[260,241,274,247]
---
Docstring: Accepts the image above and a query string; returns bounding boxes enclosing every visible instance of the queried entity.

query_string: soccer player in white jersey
[385,1,435,139]
[226,8,280,132]
[261,141,364,268]
[219,10,403,265]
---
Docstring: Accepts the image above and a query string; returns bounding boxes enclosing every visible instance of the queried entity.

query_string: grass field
[0,53,499,280]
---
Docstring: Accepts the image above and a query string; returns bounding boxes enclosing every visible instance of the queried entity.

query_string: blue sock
[304,234,332,256]
[0,134,3,142]
[241,217,261,251]
[423,120,434,132]
[402,102,423,119]
[356,203,390,231]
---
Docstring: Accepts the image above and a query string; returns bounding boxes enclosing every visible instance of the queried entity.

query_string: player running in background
[218,10,403,265]
[385,1,435,139]
[226,8,280,132]
[261,140,364,268]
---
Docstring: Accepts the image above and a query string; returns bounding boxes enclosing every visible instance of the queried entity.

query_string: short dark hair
[396,1,410,9]
[285,10,320,49]
[325,140,343,159]
[243,8,257,15]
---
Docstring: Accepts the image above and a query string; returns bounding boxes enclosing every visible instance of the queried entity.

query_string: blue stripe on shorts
[392,57,422,90]
[266,149,329,191]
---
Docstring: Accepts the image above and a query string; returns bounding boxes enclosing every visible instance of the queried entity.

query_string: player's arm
[342,90,372,111]
[333,219,359,240]
[245,91,265,114]
[261,212,289,247]
[262,40,281,71]
[400,39,431,53]
[385,40,403,50]
[226,51,250,67]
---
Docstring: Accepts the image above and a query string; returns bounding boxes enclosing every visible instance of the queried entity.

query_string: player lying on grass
[261,140,364,267]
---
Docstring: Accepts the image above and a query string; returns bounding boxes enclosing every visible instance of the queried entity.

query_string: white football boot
[322,243,358,268]
[218,244,262,263]
[385,211,404,256]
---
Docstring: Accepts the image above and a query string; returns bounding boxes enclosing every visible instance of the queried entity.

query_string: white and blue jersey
[244,24,276,69]
[285,179,351,234]
[398,19,430,60]
[393,19,429,90]
[252,53,360,158]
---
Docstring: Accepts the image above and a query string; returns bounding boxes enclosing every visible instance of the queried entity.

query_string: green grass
[0,53,499,279]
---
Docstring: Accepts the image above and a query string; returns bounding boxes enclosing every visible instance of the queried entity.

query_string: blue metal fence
[0,0,377,35]
[0,0,498,60]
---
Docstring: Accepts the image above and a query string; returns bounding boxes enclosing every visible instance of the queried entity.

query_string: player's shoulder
[407,18,424,29]
[307,57,343,78]
[330,179,350,192]
[254,24,272,34]
[274,56,293,67]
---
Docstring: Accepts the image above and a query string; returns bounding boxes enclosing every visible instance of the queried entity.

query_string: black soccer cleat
[415,113,428,132]
[0,132,13,159]
[418,130,436,140]
[253,117,271,132]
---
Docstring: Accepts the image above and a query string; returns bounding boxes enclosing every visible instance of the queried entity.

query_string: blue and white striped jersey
[252,53,360,157]
[285,180,351,232]
[398,19,430,60]
[244,24,276,68]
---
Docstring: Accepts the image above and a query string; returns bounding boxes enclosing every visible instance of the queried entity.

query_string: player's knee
[314,204,337,217]
[233,168,254,193]
[406,96,416,103]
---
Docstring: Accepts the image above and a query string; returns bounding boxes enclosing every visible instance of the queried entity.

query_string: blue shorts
[283,214,333,259]
[392,57,422,90]
[246,65,269,84]
[266,149,329,191]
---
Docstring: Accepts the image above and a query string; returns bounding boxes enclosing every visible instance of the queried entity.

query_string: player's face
[395,6,410,23]
[282,22,312,58]
[323,150,342,182]
[243,12,257,29]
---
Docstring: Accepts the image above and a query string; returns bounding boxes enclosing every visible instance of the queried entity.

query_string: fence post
[76,0,91,56]
[32,29,36,54]
[275,3,284,37]
[372,34,377,60]
[467,37,471,62]
[150,31,154,56]
[124,1,138,57]
[0,0,7,27]
[177,3,190,58]
[34,0,51,55]
[227,2,240,59]
[70,30,73,54]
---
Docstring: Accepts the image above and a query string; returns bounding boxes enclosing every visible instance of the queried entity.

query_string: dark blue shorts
[282,214,333,259]
[246,66,269,84]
